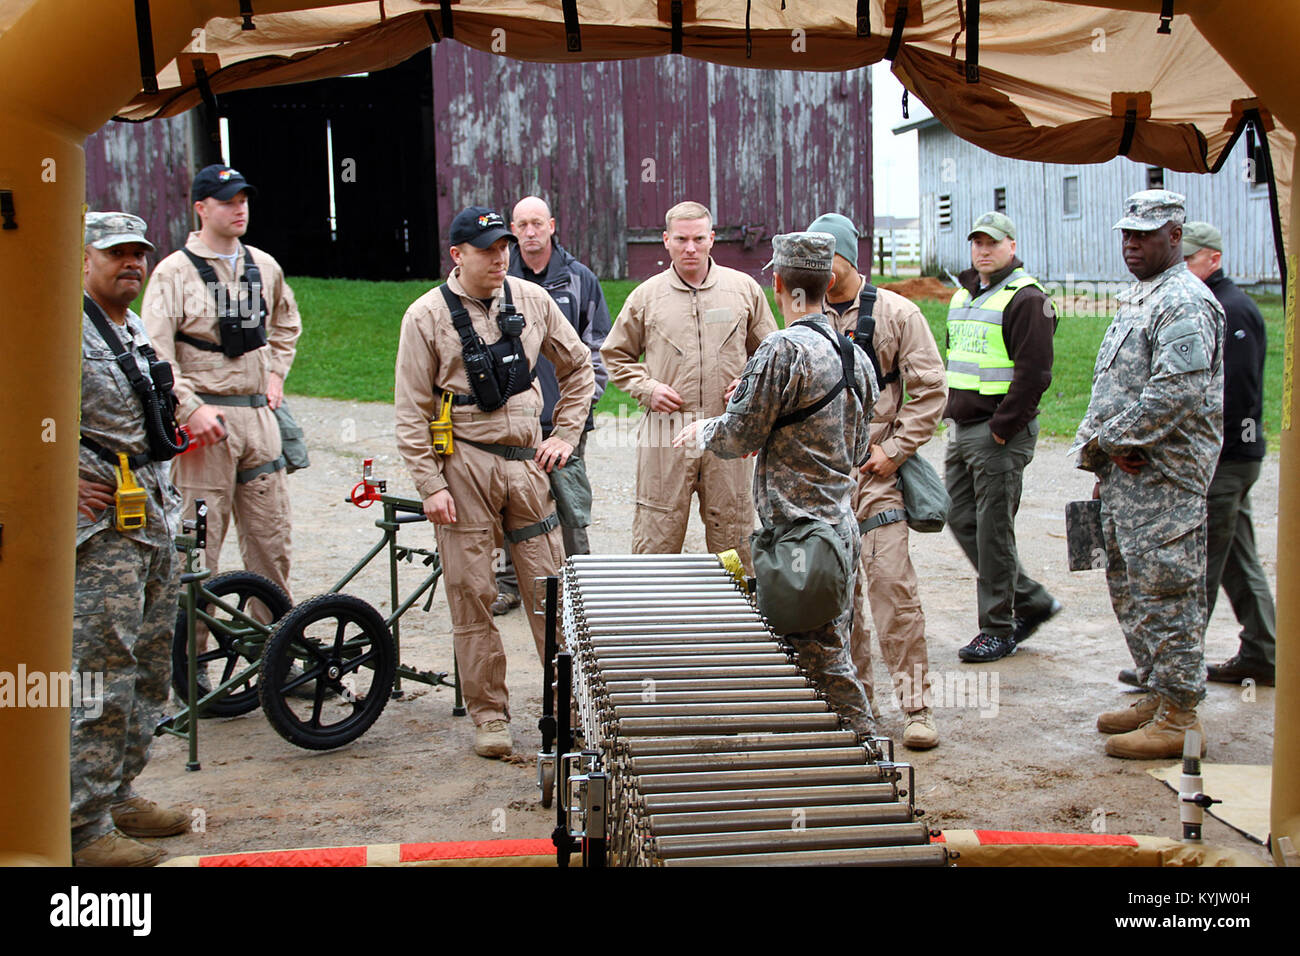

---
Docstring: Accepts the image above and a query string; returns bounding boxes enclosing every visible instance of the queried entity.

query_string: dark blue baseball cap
[191,164,257,202]
[449,206,516,248]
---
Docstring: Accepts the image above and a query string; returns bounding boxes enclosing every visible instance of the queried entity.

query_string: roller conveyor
[545,553,949,868]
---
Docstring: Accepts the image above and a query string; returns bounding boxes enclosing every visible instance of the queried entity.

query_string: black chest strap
[774,321,863,430]
[851,283,901,390]
[439,282,536,407]
[176,246,268,353]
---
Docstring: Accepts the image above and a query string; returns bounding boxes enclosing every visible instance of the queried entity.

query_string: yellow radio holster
[430,390,455,456]
[113,452,148,531]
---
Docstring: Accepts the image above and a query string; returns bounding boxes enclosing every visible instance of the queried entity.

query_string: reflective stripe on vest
[945,268,1045,395]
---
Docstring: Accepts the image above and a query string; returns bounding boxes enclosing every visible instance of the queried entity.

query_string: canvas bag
[897,453,949,532]
[751,518,853,634]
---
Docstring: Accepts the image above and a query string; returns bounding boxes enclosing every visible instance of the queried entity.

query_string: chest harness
[175,245,269,358]
[848,283,901,391]
[440,281,537,411]
[773,320,864,430]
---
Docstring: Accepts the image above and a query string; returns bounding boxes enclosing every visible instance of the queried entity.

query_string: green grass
[284,276,1287,446]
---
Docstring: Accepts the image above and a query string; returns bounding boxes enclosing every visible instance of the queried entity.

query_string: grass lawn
[285,276,1286,446]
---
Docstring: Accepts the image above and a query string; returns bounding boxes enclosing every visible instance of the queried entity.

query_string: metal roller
[597,665,802,682]
[632,763,886,794]
[663,845,951,868]
[604,688,820,705]
[584,622,771,636]
[614,714,843,737]
[638,783,899,814]
[602,677,811,695]
[550,553,947,869]
[583,643,784,658]
[650,822,932,860]
[592,652,790,667]
[608,701,830,719]
[619,730,856,756]
[626,746,872,775]
[581,632,777,646]
[646,802,915,837]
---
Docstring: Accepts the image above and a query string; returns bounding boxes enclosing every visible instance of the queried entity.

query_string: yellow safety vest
[945,269,1046,395]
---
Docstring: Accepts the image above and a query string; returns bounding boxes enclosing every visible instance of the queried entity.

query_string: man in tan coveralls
[811,213,948,751]
[395,206,594,758]
[142,165,300,599]
[602,201,777,569]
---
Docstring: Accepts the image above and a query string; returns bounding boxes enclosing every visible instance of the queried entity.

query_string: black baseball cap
[449,206,516,248]
[191,164,258,202]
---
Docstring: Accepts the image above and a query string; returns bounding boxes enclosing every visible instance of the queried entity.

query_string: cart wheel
[259,594,396,750]
[539,760,556,809]
[171,571,291,717]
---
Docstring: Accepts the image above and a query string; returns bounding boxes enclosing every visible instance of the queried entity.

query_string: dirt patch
[879,276,955,301]
[137,395,1277,862]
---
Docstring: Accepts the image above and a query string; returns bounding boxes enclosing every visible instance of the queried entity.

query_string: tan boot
[111,796,190,838]
[73,829,166,867]
[1105,697,1206,760]
[902,707,939,750]
[474,719,513,758]
[1096,693,1158,734]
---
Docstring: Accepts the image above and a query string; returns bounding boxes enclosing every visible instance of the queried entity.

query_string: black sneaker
[958,632,1017,663]
[1206,654,1275,686]
[1117,668,1150,690]
[1011,598,1063,647]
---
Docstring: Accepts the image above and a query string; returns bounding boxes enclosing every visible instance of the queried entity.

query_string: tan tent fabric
[111,1,1293,259]
[1150,762,1272,845]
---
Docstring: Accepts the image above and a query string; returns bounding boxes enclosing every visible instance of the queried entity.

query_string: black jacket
[509,239,610,435]
[1205,269,1267,460]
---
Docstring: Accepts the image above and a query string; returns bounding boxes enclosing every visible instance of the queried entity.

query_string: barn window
[994,187,1007,213]
[1063,176,1080,217]
[1146,166,1165,189]
[939,194,952,230]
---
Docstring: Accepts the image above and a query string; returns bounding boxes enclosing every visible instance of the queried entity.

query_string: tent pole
[1270,141,1299,865]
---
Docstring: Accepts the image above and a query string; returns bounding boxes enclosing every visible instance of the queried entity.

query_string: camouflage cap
[763,231,836,271]
[1112,189,1186,231]
[967,211,1016,241]
[1181,221,1223,255]
[84,211,155,251]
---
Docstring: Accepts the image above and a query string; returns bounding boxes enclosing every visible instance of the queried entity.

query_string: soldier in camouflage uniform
[73,213,189,866]
[1072,190,1225,760]
[674,232,879,738]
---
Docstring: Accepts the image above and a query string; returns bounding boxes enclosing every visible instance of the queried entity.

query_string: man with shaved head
[489,196,610,614]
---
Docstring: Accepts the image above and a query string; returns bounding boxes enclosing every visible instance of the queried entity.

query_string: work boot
[1011,598,1063,647]
[1096,692,1159,734]
[111,797,190,838]
[1206,654,1275,687]
[958,632,1016,663]
[902,707,939,750]
[1117,668,1149,690]
[73,830,166,868]
[1105,697,1206,760]
[490,590,521,616]
[474,719,513,758]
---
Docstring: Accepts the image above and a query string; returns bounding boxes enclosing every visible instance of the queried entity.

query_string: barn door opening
[218,50,437,280]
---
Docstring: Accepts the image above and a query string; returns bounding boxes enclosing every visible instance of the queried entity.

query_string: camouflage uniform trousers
[782,529,878,739]
[70,528,180,850]
[1100,487,1208,710]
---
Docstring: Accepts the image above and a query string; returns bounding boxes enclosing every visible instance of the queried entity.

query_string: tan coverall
[601,260,776,570]
[142,234,301,599]
[828,279,947,713]
[395,271,594,725]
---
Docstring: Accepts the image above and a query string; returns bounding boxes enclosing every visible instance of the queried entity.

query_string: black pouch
[1066,499,1106,571]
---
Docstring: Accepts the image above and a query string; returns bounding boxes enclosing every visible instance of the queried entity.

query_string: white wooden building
[898,116,1281,287]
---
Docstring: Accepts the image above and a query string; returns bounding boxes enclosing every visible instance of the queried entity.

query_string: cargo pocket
[1127,525,1202,597]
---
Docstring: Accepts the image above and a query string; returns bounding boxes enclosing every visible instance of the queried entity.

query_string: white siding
[917,126,1280,284]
